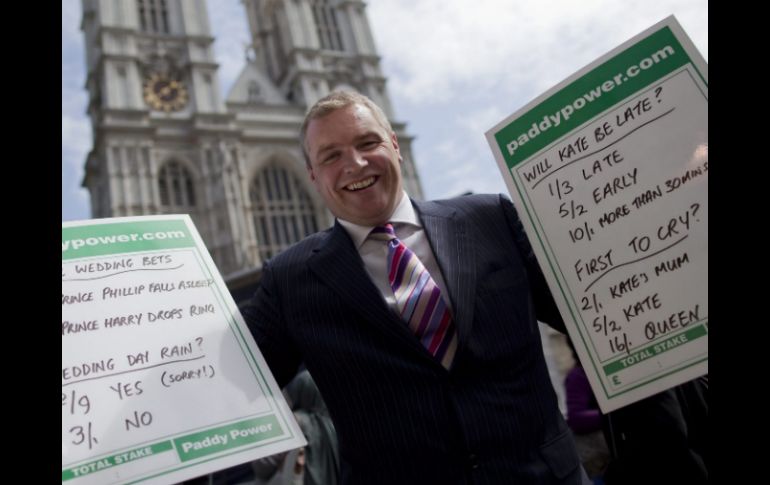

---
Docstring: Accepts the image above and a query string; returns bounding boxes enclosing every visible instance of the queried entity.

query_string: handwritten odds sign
[486,16,707,413]
[62,215,305,485]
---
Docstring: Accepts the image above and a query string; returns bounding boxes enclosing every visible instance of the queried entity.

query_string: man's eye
[359,141,378,150]
[321,153,339,164]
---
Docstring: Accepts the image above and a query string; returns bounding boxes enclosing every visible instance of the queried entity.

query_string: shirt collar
[338,190,420,249]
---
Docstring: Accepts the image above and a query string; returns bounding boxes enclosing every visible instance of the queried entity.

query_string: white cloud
[457,105,508,141]
[61,1,82,56]
[209,1,252,96]
[414,104,512,199]
[62,115,92,165]
[369,0,707,105]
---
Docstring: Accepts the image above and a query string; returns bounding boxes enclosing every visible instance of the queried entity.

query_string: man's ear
[391,132,401,160]
[307,164,316,182]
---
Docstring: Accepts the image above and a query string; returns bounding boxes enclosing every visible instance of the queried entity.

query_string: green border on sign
[494,26,691,169]
[62,220,195,260]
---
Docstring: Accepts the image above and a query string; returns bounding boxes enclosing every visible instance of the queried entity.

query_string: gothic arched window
[158,161,196,210]
[250,164,319,260]
[311,0,344,51]
[138,0,170,34]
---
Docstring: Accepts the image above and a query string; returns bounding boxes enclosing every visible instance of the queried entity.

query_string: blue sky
[62,0,707,222]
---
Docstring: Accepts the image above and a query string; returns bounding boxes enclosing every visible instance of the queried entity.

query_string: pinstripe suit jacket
[244,194,585,484]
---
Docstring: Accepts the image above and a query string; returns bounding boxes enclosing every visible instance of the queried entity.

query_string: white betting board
[62,215,306,484]
[485,16,707,413]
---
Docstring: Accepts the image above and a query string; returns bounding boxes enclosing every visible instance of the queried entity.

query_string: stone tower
[80,0,424,294]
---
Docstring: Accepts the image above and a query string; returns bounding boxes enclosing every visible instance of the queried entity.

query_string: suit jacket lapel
[307,222,436,361]
[413,199,476,347]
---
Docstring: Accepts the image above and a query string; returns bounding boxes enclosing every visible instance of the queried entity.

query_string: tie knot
[370,223,397,242]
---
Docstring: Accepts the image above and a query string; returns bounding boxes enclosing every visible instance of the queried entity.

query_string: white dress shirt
[338,191,453,314]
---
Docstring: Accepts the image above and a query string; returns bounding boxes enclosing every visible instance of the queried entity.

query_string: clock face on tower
[143,73,188,112]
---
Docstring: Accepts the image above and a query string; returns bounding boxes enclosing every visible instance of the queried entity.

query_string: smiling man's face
[305,103,404,226]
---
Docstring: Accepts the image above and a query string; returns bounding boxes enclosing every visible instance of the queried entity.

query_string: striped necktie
[370,223,457,369]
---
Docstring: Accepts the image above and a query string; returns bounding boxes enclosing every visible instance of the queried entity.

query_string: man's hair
[300,90,393,167]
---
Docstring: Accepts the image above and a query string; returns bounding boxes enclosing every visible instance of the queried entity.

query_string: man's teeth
[346,177,375,191]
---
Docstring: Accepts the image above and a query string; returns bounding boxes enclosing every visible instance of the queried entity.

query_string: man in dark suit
[243,91,590,484]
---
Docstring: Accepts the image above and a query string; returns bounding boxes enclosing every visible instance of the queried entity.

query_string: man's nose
[343,149,367,172]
